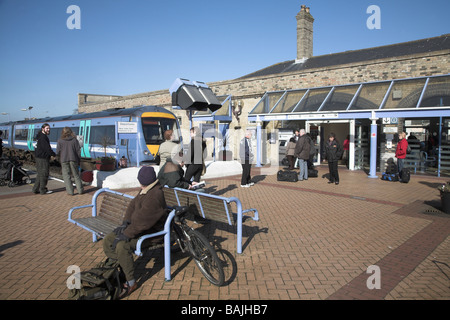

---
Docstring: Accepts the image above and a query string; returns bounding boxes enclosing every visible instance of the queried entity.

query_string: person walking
[184,127,206,183]
[324,132,343,185]
[285,137,296,170]
[56,127,84,195]
[294,129,310,181]
[32,123,55,195]
[239,130,254,187]
[395,131,409,181]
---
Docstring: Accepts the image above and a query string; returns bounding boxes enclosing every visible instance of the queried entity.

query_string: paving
[0,165,449,301]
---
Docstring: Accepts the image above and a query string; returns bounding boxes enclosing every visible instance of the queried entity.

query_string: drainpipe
[369,111,378,178]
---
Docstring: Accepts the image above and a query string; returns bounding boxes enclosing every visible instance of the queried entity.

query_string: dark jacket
[324,140,343,162]
[123,180,167,239]
[186,137,206,165]
[56,136,81,163]
[35,132,56,159]
[157,159,190,189]
[294,135,311,160]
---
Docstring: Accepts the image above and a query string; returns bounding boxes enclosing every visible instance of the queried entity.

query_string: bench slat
[72,216,118,238]
[163,188,231,224]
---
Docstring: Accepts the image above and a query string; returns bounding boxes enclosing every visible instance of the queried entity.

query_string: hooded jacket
[57,136,81,163]
[35,131,56,159]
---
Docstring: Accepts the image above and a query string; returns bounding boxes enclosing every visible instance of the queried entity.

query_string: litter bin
[441,192,450,214]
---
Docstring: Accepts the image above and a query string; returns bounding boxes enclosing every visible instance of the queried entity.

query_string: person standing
[324,132,343,185]
[285,137,296,170]
[184,127,206,183]
[294,129,310,181]
[158,129,181,168]
[395,132,409,181]
[32,123,56,195]
[239,130,254,187]
[56,127,84,195]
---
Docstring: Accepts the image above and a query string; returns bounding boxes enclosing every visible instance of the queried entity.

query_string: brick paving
[0,166,449,300]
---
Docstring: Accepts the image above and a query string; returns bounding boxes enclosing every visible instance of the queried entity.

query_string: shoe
[335,181,339,185]
[41,190,53,195]
[248,182,255,186]
[119,282,138,299]
[328,181,334,184]
[240,184,250,188]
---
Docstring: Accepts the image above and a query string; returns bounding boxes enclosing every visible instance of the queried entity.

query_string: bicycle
[170,206,225,286]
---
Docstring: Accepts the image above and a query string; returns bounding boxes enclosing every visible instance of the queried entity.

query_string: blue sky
[0,0,449,121]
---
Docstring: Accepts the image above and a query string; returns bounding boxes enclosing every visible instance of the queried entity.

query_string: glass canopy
[249,74,450,116]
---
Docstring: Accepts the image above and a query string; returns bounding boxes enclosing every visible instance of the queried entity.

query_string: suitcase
[308,168,318,178]
[277,170,298,182]
[400,168,410,183]
[381,172,399,182]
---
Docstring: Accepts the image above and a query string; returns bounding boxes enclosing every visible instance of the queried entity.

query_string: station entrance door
[306,120,369,171]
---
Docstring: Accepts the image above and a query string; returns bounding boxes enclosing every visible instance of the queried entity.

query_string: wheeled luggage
[400,168,410,183]
[277,170,298,182]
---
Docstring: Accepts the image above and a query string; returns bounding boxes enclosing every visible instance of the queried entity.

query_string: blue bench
[68,188,175,281]
[162,186,260,254]
[68,186,260,281]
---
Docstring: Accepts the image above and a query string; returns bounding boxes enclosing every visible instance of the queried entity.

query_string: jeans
[298,159,308,181]
[61,161,84,195]
[397,158,404,179]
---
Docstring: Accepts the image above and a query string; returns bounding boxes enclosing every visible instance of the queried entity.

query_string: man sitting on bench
[103,166,167,298]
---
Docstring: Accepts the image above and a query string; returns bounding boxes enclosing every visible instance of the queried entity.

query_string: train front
[139,110,182,164]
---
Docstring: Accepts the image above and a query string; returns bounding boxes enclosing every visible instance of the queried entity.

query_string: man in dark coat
[239,130,254,187]
[294,129,310,181]
[32,123,56,195]
[103,166,167,298]
[324,132,343,185]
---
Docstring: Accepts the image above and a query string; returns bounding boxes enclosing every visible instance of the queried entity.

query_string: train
[0,106,182,170]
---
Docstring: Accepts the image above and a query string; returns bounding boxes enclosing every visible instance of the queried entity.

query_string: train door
[27,124,35,151]
[79,120,91,158]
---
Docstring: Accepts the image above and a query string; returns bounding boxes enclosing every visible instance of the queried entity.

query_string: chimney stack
[296,5,314,63]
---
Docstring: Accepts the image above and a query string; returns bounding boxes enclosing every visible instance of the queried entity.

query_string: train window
[142,117,179,144]
[0,130,9,139]
[90,126,115,145]
[48,128,62,142]
[15,129,28,140]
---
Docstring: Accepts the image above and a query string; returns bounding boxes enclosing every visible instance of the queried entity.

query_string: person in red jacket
[395,132,409,181]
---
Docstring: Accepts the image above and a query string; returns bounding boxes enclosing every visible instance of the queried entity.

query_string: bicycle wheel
[187,229,224,286]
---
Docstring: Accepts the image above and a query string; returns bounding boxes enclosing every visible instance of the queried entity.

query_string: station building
[78,5,450,177]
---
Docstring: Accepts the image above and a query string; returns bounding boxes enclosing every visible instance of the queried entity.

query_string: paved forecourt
[0,165,449,300]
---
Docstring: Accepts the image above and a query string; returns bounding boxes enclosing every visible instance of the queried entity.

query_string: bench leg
[164,231,171,281]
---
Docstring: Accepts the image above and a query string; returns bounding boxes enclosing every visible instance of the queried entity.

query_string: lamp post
[21,106,33,120]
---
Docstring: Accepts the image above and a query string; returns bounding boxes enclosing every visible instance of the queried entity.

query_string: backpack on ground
[381,172,399,182]
[277,170,298,182]
[68,258,125,300]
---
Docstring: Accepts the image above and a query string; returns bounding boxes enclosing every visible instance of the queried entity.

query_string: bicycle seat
[172,206,189,217]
